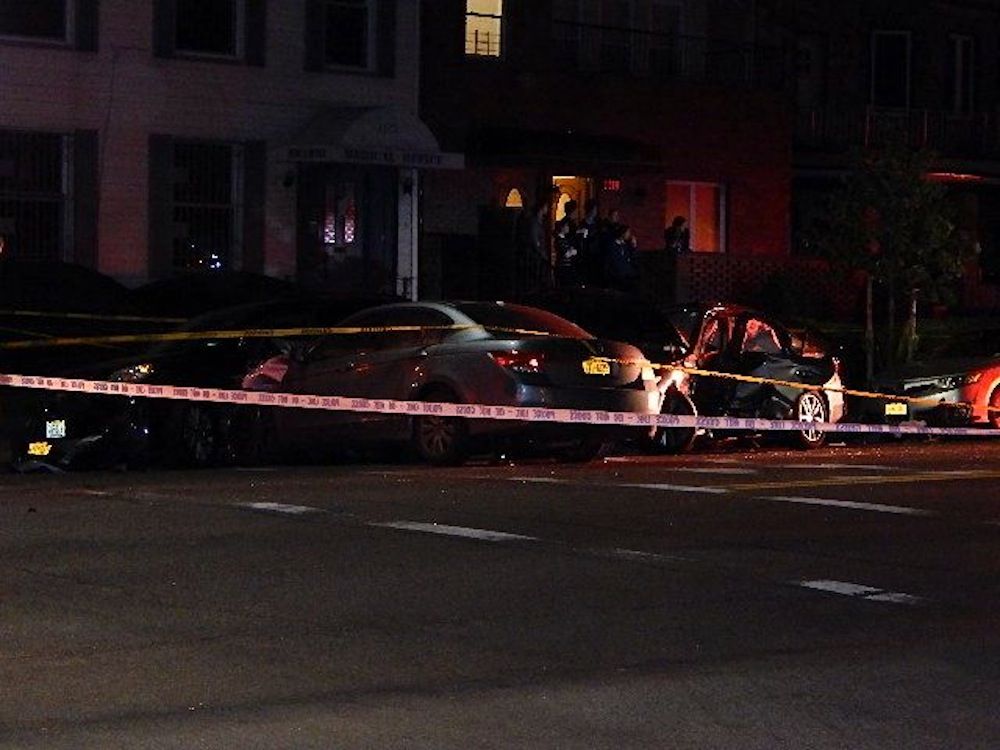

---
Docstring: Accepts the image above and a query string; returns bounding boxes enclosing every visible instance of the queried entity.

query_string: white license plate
[45,419,67,439]
[884,402,907,417]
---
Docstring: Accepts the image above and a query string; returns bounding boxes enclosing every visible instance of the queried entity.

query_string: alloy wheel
[796,391,828,446]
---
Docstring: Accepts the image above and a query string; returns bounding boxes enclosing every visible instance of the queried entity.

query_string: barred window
[176,0,242,57]
[0,130,70,262]
[466,0,503,57]
[324,0,375,69]
[0,0,69,42]
[171,141,244,272]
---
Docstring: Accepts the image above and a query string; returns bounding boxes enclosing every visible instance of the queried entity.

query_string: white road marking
[373,521,537,543]
[797,579,925,606]
[240,502,324,516]
[775,463,900,471]
[625,483,730,494]
[670,467,757,476]
[600,548,694,564]
[758,495,934,516]
[507,477,568,484]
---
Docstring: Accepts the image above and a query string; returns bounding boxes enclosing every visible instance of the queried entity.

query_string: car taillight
[490,351,545,373]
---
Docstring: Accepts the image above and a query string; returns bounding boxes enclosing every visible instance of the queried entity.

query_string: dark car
[664,302,845,448]
[241,301,661,465]
[0,261,161,465]
[12,296,393,470]
[130,271,301,318]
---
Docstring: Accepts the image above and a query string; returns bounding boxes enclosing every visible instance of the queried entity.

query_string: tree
[817,140,972,380]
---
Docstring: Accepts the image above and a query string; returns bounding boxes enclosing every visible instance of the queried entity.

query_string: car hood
[878,355,1000,383]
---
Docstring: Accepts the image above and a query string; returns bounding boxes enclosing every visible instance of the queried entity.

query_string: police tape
[0,309,186,324]
[0,324,552,350]
[2,372,997,437]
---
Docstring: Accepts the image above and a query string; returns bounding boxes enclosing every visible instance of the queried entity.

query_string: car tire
[646,389,697,454]
[793,390,829,449]
[989,386,1000,429]
[165,403,219,467]
[557,436,608,463]
[413,387,469,466]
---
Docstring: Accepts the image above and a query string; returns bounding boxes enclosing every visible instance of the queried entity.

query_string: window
[665,182,725,253]
[171,141,244,272]
[741,318,783,355]
[0,130,70,261]
[950,34,975,115]
[0,0,69,42]
[504,188,523,208]
[324,0,375,69]
[871,31,910,109]
[176,0,242,57]
[466,0,503,57]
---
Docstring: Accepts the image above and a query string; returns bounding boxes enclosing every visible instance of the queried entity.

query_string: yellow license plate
[28,441,52,457]
[582,358,611,376]
[884,402,907,416]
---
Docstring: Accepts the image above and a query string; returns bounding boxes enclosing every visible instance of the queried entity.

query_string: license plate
[884,402,907,417]
[28,441,52,457]
[46,419,67,439]
[582,357,611,376]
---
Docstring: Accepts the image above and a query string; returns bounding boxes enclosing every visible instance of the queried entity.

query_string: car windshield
[453,303,592,339]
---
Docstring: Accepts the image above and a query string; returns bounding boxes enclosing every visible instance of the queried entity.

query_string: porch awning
[286,106,465,170]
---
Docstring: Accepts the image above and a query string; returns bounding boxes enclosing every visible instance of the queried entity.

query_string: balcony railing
[550,20,786,90]
[796,106,1000,160]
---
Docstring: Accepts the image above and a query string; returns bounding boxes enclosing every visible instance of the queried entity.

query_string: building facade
[758,0,1000,312]
[0,0,460,298]
[419,0,794,304]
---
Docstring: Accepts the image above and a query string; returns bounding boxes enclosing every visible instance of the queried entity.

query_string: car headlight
[109,363,156,383]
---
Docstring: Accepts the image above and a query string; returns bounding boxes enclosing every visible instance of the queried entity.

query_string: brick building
[0,0,461,298]
[418,0,794,303]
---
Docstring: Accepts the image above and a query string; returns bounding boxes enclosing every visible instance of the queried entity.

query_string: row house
[0,0,461,298]
[418,0,794,306]
[758,0,1000,312]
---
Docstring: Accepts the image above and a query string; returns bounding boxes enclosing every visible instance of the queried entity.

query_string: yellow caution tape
[0,308,186,324]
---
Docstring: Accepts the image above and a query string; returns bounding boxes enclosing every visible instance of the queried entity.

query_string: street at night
[2,440,999,748]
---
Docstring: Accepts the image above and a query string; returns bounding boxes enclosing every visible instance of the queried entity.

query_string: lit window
[176,0,241,57]
[0,0,69,42]
[466,0,503,57]
[325,0,375,69]
[665,181,725,253]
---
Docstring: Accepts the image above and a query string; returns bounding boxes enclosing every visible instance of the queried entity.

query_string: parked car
[663,302,846,448]
[867,329,1000,428]
[241,301,661,465]
[11,296,394,470]
[520,287,698,452]
[130,270,300,318]
[0,260,155,466]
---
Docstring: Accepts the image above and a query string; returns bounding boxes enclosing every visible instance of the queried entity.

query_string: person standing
[664,215,690,254]
[576,198,601,285]
[554,199,580,287]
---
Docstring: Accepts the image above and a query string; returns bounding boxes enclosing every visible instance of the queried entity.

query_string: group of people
[519,192,692,295]
[552,198,641,292]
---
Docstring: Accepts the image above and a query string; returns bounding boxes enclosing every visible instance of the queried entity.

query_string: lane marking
[597,548,695,564]
[724,469,1000,493]
[797,579,925,606]
[625,483,731,494]
[670,467,758,476]
[507,477,568,484]
[757,495,934,517]
[240,502,324,516]
[774,463,900,471]
[372,521,538,543]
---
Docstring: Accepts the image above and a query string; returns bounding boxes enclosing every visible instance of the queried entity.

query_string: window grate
[0,129,69,262]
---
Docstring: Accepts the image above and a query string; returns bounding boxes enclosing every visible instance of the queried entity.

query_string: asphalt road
[2,439,999,748]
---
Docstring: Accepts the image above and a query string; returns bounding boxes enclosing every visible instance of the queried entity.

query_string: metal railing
[796,106,1000,159]
[550,19,786,90]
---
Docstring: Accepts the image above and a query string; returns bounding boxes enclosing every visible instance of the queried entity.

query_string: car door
[728,314,788,415]
[687,311,737,415]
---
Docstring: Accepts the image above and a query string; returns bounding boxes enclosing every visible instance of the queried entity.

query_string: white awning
[286,106,464,170]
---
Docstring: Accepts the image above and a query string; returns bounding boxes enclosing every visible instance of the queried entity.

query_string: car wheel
[413,387,468,466]
[557,436,608,463]
[166,403,218,467]
[794,390,828,449]
[647,389,697,454]
[989,386,1000,429]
